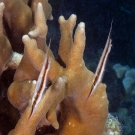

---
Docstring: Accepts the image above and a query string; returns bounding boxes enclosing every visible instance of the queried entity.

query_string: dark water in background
[50,0,135,67]
[48,0,135,134]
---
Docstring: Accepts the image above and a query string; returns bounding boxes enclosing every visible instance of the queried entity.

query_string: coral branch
[0,1,121,135]
[9,77,66,135]
[0,2,12,75]
[58,14,77,66]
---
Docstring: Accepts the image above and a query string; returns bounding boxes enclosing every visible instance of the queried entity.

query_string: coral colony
[0,0,121,135]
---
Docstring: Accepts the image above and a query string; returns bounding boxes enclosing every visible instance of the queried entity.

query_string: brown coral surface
[0,0,109,135]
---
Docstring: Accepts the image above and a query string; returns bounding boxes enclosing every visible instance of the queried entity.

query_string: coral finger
[58,14,77,66]
[11,77,66,135]
[0,34,12,75]
[0,2,12,75]
[23,34,45,71]
[47,110,59,129]
[31,0,53,21]
[2,0,33,52]
[8,80,36,112]
[0,2,5,32]
[23,34,63,82]
[29,3,47,39]
[67,22,86,70]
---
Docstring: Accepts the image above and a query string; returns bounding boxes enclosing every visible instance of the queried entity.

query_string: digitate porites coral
[0,0,116,135]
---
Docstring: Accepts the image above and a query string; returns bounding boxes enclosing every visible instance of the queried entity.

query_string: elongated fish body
[88,22,112,98]
[29,42,51,119]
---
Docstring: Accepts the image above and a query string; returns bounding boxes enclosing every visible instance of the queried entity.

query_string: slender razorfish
[29,40,51,119]
[87,22,112,98]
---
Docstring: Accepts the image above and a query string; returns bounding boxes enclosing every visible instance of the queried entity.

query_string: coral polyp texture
[0,0,121,135]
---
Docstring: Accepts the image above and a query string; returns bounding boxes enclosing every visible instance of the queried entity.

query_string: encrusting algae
[0,0,121,135]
